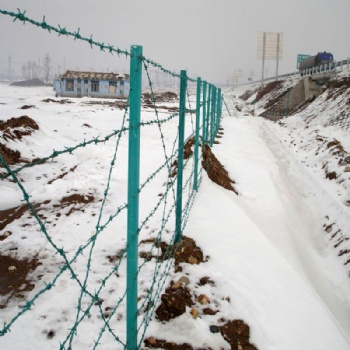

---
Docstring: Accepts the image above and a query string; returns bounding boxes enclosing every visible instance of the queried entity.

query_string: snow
[0,81,350,349]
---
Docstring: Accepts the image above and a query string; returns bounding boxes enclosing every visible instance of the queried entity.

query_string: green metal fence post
[193,77,201,191]
[127,44,143,350]
[206,84,212,144]
[210,86,217,146]
[217,88,222,133]
[175,70,187,244]
[202,81,207,147]
[285,89,291,118]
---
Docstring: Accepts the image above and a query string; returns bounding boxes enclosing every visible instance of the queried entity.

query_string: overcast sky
[0,0,349,84]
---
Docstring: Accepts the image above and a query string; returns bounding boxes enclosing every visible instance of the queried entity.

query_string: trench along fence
[0,9,231,349]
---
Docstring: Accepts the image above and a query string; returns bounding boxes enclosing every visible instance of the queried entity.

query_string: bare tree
[21,64,27,80]
[43,53,51,83]
[26,60,38,79]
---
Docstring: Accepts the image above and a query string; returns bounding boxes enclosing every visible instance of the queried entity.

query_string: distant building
[55,70,130,99]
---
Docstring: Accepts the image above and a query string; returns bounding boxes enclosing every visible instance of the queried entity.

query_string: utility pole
[261,32,266,86]
[276,33,280,78]
[8,56,12,81]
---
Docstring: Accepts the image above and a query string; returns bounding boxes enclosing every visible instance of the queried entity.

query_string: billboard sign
[257,32,283,60]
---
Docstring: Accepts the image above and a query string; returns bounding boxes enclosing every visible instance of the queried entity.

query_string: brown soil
[143,91,178,103]
[155,282,194,321]
[0,194,94,232]
[52,194,95,216]
[47,165,78,185]
[42,98,73,104]
[174,236,204,266]
[145,319,257,350]
[139,236,204,267]
[184,138,195,160]
[0,203,42,231]
[170,138,238,195]
[83,100,127,110]
[0,254,41,309]
[254,81,283,103]
[326,139,345,156]
[139,235,205,325]
[0,115,39,141]
[0,143,23,165]
[240,89,257,101]
[20,105,36,110]
[143,101,179,113]
[202,144,238,194]
[170,137,197,177]
[142,91,179,112]
[0,192,96,309]
[326,76,350,90]
[144,338,194,350]
[0,115,39,166]
[220,320,258,350]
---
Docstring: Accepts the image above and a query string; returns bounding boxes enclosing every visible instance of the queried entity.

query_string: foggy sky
[1,0,349,84]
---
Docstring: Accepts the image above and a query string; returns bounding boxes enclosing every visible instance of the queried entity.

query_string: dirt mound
[144,337,193,350]
[142,233,257,349]
[160,91,178,101]
[83,100,126,110]
[254,81,283,103]
[11,78,47,87]
[20,105,36,110]
[155,282,194,322]
[145,318,257,350]
[0,254,41,309]
[170,137,196,178]
[0,115,39,142]
[143,91,178,103]
[240,89,258,101]
[202,144,238,194]
[0,116,39,166]
[139,236,204,267]
[142,91,179,112]
[220,320,258,350]
[169,137,238,194]
[0,144,23,165]
[42,98,73,104]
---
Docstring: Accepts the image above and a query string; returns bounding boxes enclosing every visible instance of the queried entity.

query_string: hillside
[227,71,350,275]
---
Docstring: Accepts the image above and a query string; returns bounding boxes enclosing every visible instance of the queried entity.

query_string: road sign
[297,54,311,62]
[297,54,312,68]
[257,32,284,60]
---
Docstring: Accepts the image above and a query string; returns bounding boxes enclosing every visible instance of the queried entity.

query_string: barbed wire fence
[0,8,229,349]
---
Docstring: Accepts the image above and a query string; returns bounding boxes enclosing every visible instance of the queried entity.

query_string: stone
[344,166,350,172]
[8,265,17,272]
[171,281,182,290]
[178,276,190,286]
[209,325,220,333]
[188,256,198,264]
[344,155,350,164]
[197,294,210,305]
[190,308,199,319]
[147,337,156,345]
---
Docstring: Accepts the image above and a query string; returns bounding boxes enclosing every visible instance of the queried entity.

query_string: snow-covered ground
[0,80,350,349]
